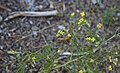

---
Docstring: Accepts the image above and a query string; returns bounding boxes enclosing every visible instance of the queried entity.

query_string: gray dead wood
[4,10,58,21]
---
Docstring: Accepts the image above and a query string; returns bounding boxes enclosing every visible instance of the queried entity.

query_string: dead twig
[42,34,48,45]
[4,10,58,21]
[0,5,12,12]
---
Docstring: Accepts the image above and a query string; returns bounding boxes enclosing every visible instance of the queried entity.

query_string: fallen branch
[4,10,59,21]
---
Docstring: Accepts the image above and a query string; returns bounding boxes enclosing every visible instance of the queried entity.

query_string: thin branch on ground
[4,10,59,21]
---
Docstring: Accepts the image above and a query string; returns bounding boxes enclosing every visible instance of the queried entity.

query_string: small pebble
[32,31,38,36]
[99,3,106,9]
[91,0,97,4]
[58,25,65,30]
[32,26,39,31]
[117,13,120,16]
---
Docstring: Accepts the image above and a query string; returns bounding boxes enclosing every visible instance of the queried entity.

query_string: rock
[96,0,106,9]
[91,0,97,4]
[99,3,106,9]
[58,25,65,30]
[97,0,102,4]
[117,13,120,16]
[32,31,38,36]
[32,26,39,31]
[0,15,3,22]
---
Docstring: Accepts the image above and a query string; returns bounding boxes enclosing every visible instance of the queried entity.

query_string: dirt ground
[0,0,120,73]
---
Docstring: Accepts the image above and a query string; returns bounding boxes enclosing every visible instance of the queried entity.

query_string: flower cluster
[97,23,103,29]
[108,65,112,70]
[77,12,86,30]
[78,18,86,25]
[80,12,85,17]
[113,58,118,65]
[108,56,118,68]
[56,28,71,37]
[85,37,96,42]
[56,30,65,36]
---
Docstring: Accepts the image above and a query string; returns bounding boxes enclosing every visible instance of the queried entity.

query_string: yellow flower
[95,42,100,47]
[108,65,112,70]
[85,37,91,41]
[57,49,61,53]
[109,56,112,59]
[59,30,65,35]
[86,37,96,42]
[67,34,71,38]
[78,18,86,24]
[113,58,118,65]
[109,56,112,62]
[83,19,87,23]
[90,37,96,42]
[79,70,84,73]
[79,18,84,22]
[109,59,112,62]
[78,21,82,25]
[63,28,68,33]
[56,34,60,37]
[56,30,64,36]
[113,61,117,65]
[71,12,75,17]
[78,25,82,30]
[32,56,36,62]
[11,50,15,54]
[80,12,85,17]
[97,23,103,29]
[114,58,118,62]
[114,51,118,55]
